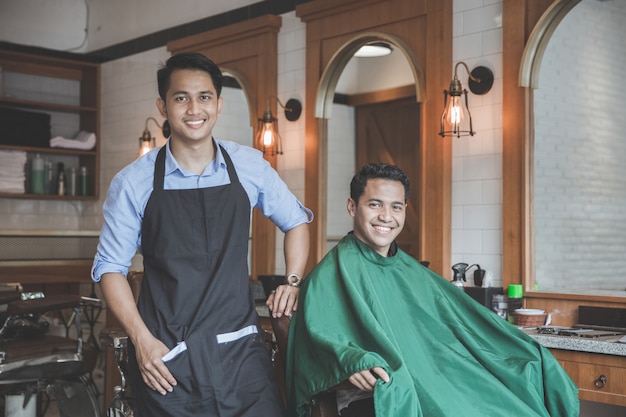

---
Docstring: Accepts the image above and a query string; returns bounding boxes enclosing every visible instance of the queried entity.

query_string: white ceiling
[0,0,414,95]
[0,0,258,52]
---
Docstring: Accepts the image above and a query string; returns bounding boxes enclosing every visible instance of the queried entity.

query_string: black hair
[157,52,223,101]
[350,163,410,202]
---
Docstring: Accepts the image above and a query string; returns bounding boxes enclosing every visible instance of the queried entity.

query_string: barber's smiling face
[347,178,406,257]
[157,68,222,145]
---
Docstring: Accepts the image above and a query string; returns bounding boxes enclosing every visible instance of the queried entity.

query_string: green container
[508,284,523,299]
[30,154,45,194]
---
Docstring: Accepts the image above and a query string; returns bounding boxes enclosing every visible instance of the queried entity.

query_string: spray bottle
[451,263,468,291]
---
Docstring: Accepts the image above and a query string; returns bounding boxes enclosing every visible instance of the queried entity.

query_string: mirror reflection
[213,75,252,147]
[326,42,415,252]
[532,0,626,292]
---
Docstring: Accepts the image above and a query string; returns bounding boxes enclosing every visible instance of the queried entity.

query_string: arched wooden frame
[315,33,425,119]
[315,33,424,255]
[167,15,282,279]
[502,0,626,328]
[296,0,452,276]
[502,0,576,291]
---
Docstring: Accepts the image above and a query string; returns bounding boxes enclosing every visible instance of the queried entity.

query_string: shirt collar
[164,138,225,177]
[388,240,398,257]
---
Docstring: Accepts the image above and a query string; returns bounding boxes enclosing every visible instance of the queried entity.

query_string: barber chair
[99,270,143,417]
[257,275,349,417]
[271,315,351,417]
[0,290,101,417]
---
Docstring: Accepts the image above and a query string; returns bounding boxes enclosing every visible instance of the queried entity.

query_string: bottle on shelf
[45,159,53,194]
[56,162,66,196]
[69,167,77,196]
[30,154,45,194]
[79,166,89,196]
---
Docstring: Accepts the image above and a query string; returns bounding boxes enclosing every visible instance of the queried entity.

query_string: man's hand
[134,334,178,395]
[348,367,390,392]
[266,284,299,318]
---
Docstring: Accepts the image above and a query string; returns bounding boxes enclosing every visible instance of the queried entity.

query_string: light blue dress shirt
[91,138,312,282]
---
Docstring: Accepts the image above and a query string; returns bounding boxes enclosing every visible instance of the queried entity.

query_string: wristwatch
[286,273,302,287]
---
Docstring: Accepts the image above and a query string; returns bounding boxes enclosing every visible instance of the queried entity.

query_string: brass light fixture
[138,117,169,158]
[256,97,302,156]
[439,62,494,138]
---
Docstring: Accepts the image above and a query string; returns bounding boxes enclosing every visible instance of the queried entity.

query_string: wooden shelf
[0,144,96,156]
[0,96,97,113]
[0,48,100,200]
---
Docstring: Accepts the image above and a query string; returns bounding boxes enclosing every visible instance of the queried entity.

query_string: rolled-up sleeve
[253,157,313,232]
[91,170,146,282]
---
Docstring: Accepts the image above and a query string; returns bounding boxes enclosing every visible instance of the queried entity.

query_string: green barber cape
[286,233,579,417]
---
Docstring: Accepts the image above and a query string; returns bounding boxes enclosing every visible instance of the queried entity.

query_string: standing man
[286,163,578,417]
[92,52,311,416]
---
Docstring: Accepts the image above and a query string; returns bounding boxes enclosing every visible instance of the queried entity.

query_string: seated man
[286,163,579,417]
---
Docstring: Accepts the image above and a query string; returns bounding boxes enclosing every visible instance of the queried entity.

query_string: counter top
[524,328,626,357]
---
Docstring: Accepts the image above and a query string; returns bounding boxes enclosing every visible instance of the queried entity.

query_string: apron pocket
[162,341,187,362]
[217,326,274,391]
[146,333,210,406]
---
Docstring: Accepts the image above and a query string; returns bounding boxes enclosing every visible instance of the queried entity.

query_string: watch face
[287,273,301,286]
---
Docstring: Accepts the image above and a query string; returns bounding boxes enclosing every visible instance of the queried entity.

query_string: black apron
[128,145,285,417]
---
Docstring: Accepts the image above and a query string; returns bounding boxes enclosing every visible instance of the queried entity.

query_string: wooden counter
[0,230,97,286]
[552,349,626,407]
[0,259,93,284]
[524,291,626,407]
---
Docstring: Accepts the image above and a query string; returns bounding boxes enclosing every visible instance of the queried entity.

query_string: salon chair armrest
[99,327,129,349]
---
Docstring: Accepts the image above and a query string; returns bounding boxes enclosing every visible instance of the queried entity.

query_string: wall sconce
[439,62,494,138]
[256,97,302,156]
[138,117,170,158]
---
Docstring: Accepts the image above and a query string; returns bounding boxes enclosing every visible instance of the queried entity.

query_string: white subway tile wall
[450,0,503,282]
[533,0,626,291]
[274,11,307,274]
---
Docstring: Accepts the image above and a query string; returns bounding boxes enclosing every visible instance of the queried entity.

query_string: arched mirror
[322,38,422,258]
[298,0,451,275]
[213,75,253,147]
[525,0,626,294]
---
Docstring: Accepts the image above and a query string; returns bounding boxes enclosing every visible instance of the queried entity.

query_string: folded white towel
[0,150,27,162]
[50,131,96,150]
[0,150,26,193]
[0,177,25,193]
[0,170,25,179]
[0,186,25,193]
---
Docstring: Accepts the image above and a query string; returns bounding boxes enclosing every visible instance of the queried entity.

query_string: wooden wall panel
[296,0,452,276]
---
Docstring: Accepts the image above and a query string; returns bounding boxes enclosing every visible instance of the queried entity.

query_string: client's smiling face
[347,178,406,257]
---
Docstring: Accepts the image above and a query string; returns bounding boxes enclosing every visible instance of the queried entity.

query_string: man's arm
[266,222,309,317]
[100,272,177,395]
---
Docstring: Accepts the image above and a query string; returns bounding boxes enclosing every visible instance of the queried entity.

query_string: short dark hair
[350,163,410,202]
[157,52,223,101]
